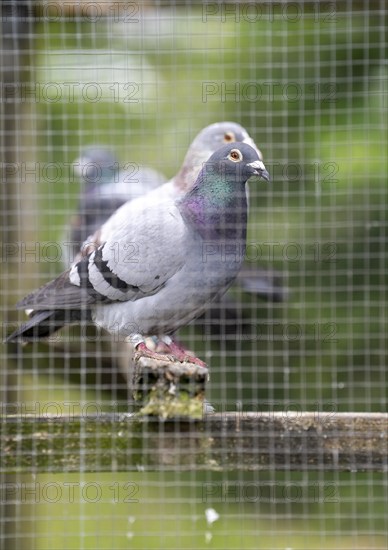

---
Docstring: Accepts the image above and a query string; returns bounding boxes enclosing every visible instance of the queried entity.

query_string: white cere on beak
[247,159,267,172]
[247,159,270,181]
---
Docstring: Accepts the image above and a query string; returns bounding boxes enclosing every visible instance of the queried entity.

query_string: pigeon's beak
[247,160,270,182]
[243,136,264,161]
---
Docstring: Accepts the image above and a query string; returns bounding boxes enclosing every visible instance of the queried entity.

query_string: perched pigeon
[66,146,166,264]
[8,143,270,366]
[87,122,263,247]
[71,124,283,302]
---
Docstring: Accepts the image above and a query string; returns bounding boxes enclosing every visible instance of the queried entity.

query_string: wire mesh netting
[0,1,387,549]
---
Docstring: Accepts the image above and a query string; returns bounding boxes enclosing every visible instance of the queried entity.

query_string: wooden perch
[1,412,386,474]
[132,355,209,418]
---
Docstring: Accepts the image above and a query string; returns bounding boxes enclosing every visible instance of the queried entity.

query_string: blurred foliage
[14,470,387,549]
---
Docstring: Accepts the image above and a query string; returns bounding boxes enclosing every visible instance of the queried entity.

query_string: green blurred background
[1,3,387,549]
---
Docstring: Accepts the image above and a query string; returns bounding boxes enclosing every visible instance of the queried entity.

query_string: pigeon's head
[192,121,264,161]
[179,142,270,239]
[73,146,118,186]
[205,142,270,184]
[175,122,264,193]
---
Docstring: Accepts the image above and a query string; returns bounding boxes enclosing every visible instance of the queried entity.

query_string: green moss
[138,389,204,419]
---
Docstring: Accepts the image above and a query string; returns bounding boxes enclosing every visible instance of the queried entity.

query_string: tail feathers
[6,309,84,343]
[237,267,287,303]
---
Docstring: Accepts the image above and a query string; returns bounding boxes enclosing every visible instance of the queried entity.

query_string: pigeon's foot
[157,337,208,368]
[135,342,176,363]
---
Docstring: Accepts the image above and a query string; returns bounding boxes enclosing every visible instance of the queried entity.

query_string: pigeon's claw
[159,337,208,368]
[183,355,208,368]
[135,342,176,363]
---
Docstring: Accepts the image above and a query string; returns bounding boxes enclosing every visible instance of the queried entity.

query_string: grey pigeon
[7,143,270,366]
[65,146,166,264]
[72,124,282,302]
[88,122,263,245]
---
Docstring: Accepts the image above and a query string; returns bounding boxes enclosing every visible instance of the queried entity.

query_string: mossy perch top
[132,355,209,419]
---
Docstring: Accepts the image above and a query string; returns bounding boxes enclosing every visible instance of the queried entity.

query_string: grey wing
[17,202,187,311]
[85,203,187,301]
[16,269,93,310]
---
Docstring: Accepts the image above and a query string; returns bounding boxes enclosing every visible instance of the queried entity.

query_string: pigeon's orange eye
[224,132,235,143]
[228,149,243,162]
